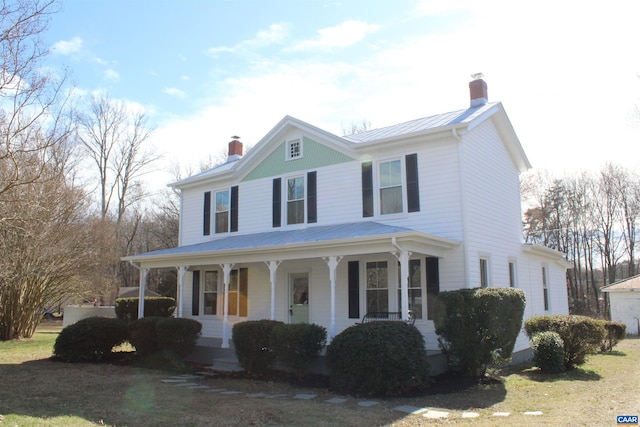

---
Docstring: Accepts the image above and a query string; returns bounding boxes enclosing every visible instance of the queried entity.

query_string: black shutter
[192,270,200,316]
[307,171,317,223]
[348,261,360,319]
[406,153,420,213]
[272,178,281,227]
[361,162,373,217]
[203,192,211,235]
[426,257,439,320]
[230,185,239,232]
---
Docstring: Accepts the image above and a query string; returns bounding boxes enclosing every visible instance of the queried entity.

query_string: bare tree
[78,93,157,222]
[342,119,372,136]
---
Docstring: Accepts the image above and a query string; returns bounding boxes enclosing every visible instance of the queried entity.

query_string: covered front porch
[123,222,459,349]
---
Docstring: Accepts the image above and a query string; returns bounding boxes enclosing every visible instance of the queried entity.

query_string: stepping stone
[325,397,348,404]
[187,385,210,390]
[246,392,269,398]
[220,391,243,395]
[524,411,543,416]
[358,401,379,407]
[175,382,199,387]
[462,412,480,418]
[294,394,317,400]
[265,394,288,399]
[393,405,427,415]
[161,379,187,383]
[423,410,449,419]
[493,412,511,417]
[206,388,226,393]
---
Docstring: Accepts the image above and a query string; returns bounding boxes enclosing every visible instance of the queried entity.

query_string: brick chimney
[469,73,488,108]
[227,136,243,162]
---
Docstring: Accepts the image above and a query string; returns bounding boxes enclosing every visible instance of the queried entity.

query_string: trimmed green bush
[232,320,284,375]
[433,287,526,377]
[600,320,626,352]
[270,323,327,379]
[156,318,202,357]
[326,322,430,397]
[128,317,163,357]
[53,317,129,362]
[531,331,565,373]
[115,297,176,322]
[524,315,605,369]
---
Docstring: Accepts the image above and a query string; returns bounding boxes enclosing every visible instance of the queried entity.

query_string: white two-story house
[125,77,569,366]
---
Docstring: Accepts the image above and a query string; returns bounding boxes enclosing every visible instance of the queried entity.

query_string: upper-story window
[272,171,317,228]
[362,153,420,218]
[287,138,302,160]
[542,265,549,310]
[287,176,305,225]
[379,159,403,214]
[215,190,229,233]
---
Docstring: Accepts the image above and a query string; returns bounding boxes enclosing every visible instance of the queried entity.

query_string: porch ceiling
[123,221,460,269]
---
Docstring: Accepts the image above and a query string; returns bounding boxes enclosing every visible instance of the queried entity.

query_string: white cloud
[289,20,380,51]
[51,37,83,55]
[163,87,186,99]
[104,69,120,81]
[206,23,289,57]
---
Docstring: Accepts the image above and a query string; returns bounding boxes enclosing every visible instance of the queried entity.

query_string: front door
[289,273,309,323]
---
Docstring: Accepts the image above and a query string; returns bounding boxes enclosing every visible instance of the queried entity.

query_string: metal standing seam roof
[342,102,499,143]
[125,221,420,260]
[601,274,640,291]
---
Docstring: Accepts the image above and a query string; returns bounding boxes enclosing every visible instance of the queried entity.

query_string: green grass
[1,324,639,426]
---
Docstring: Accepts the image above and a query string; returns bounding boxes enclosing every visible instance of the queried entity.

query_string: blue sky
[44,0,640,192]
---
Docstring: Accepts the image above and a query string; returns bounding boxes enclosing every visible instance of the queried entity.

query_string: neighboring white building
[602,275,640,335]
[124,78,570,365]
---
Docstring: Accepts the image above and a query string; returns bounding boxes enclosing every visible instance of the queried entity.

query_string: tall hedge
[524,315,606,369]
[326,322,430,397]
[232,320,284,375]
[433,287,526,377]
[115,297,176,322]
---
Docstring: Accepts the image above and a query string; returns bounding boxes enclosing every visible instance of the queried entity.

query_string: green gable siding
[242,136,354,182]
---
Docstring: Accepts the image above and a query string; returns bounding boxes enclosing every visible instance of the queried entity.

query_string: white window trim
[364,260,390,313]
[214,188,231,234]
[202,269,220,316]
[286,138,303,161]
[374,156,406,218]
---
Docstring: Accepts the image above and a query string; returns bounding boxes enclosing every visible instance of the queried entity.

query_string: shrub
[270,323,327,379]
[433,287,526,377]
[326,322,430,397]
[156,318,202,357]
[115,297,176,322]
[531,331,565,373]
[232,320,284,375]
[128,317,163,357]
[600,320,626,352]
[524,315,605,369]
[53,317,129,362]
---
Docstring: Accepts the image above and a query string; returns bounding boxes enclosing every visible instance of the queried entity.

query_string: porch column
[176,266,188,318]
[265,261,281,320]
[392,240,412,321]
[323,256,343,341]
[221,263,234,348]
[137,267,149,319]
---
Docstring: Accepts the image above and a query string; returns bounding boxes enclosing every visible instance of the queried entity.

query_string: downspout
[453,128,471,288]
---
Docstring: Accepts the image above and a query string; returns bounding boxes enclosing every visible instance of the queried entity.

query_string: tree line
[522,164,640,317]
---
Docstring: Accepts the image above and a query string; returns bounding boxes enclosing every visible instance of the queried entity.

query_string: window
[287,176,305,225]
[379,159,403,214]
[286,138,302,160]
[224,268,248,317]
[425,257,439,320]
[215,190,229,233]
[398,259,422,319]
[480,257,489,288]
[366,261,388,313]
[203,271,218,315]
[542,266,549,310]
[509,261,517,287]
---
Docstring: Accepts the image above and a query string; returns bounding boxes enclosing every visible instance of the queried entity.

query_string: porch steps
[204,357,243,373]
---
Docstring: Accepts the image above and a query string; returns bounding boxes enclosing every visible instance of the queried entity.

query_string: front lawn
[0,323,638,426]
